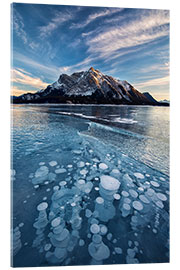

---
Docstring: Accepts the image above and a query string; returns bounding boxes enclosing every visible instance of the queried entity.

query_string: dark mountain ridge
[12,67,169,106]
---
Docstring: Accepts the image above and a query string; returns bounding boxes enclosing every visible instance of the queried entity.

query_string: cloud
[13,8,28,44]
[134,75,169,89]
[13,52,61,81]
[11,86,36,96]
[12,68,48,90]
[70,8,123,29]
[12,7,39,50]
[85,9,169,60]
[39,11,73,38]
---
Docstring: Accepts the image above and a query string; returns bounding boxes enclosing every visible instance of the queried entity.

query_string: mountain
[142,92,159,104]
[12,67,168,106]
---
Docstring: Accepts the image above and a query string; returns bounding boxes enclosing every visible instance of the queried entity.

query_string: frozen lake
[11,104,169,267]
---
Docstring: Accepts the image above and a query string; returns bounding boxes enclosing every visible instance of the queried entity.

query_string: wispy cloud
[13,7,39,50]
[39,11,73,38]
[12,68,48,90]
[13,8,28,44]
[134,75,169,89]
[85,10,169,60]
[13,52,60,81]
[11,86,37,96]
[70,8,123,29]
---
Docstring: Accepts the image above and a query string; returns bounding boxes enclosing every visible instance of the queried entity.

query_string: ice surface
[12,105,169,267]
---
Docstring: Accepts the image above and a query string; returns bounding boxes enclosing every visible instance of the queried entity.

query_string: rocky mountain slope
[12,67,168,105]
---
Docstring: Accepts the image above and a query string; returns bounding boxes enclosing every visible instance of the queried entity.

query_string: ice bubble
[72,149,82,154]
[129,189,138,198]
[113,193,121,200]
[51,217,61,227]
[19,223,24,228]
[44,243,52,251]
[95,187,99,191]
[134,173,144,179]
[78,179,85,185]
[67,164,73,168]
[79,239,85,246]
[124,198,131,204]
[71,202,76,207]
[156,193,167,201]
[44,181,49,185]
[128,240,132,247]
[85,209,92,218]
[29,173,34,178]
[145,174,150,177]
[77,161,85,168]
[121,191,129,197]
[48,172,56,182]
[127,248,135,257]
[59,181,67,187]
[150,181,160,187]
[80,169,88,175]
[123,203,131,211]
[54,228,69,242]
[54,247,67,260]
[53,186,59,191]
[34,185,39,189]
[100,175,120,191]
[100,225,108,235]
[35,166,49,178]
[37,202,48,211]
[99,163,108,170]
[132,201,143,211]
[39,162,45,166]
[11,169,16,176]
[96,197,104,204]
[159,177,165,181]
[134,241,139,247]
[53,225,64,235]
[88,241,110,261]
[87,233,91,239]
[90,224,100,234]
[46,188,50,192]
[94,177,99,181]
[55,168,67,174]
[49,161,57,167]
[139,195,150,204]
[146,188,155,197]
[90,218,99,225]
[107,233,113,241]
[155,200,164,209]
[92,234,102,244]
[138,187,144,192]
[115,247,122,254]
[153,228,157,234]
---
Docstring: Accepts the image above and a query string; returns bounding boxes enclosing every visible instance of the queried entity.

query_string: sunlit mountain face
[12,3,169,101]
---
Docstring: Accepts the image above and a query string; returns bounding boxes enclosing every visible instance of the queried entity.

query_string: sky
[11,3,170,100]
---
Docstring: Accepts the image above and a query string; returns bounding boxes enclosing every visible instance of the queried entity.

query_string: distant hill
[12,67,169,106]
